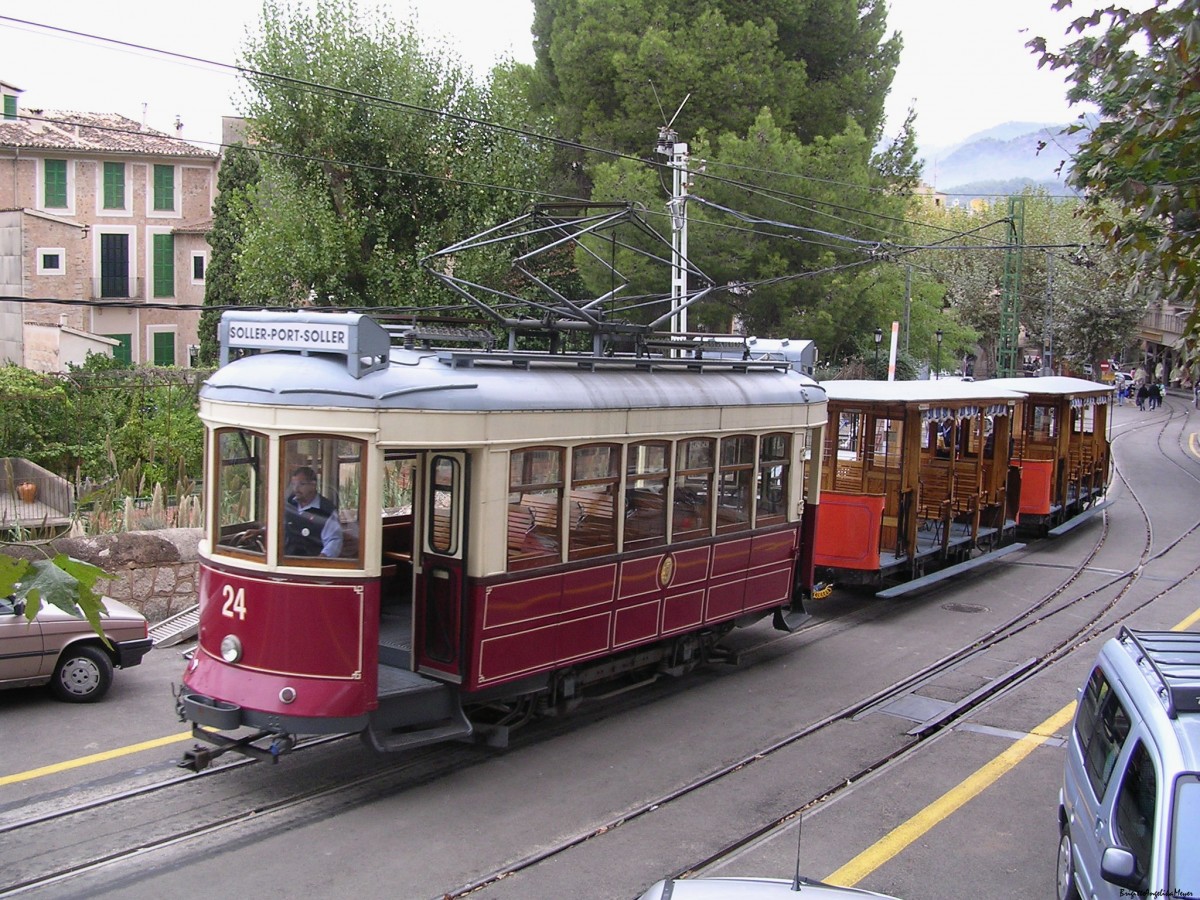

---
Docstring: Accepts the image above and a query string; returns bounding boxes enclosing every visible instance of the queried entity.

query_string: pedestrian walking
[1136,384,1148,411]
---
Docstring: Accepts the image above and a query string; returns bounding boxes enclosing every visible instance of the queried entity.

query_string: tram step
[364,679,473,753]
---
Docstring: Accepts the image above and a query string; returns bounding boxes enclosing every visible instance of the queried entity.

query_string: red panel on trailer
[1017,459,1054,516]
[813,493,884,570]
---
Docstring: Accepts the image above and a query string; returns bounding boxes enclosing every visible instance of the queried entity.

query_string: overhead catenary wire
[1,12,1071,258]
[0,13,1111,323]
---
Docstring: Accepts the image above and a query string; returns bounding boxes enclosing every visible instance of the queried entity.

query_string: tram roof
[986,376,1116,397]
[820,379,1027,404]
[201,346,826,413]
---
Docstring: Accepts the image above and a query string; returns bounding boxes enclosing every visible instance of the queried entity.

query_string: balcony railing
[0,458,74,530]
[1140,309,1190,340]
[89,277,145,301]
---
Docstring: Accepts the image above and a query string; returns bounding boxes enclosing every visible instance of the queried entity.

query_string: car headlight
[220,634,243,663]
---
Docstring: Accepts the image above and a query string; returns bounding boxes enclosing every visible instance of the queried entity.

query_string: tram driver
[284,466,344,558]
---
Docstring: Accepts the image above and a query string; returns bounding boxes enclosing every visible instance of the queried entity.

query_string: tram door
[415,452,468,681]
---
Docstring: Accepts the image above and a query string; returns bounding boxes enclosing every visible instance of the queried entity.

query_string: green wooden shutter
[153,233,175,297]
[103,162,125,209]
[104,334,132,364]
[153,331,176,366]
[153,164,174,211]
[3,95,16,120]
[44,159,67,208]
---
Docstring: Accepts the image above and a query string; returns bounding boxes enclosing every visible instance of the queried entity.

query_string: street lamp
[874,327,883,377]
[935,329,943,379]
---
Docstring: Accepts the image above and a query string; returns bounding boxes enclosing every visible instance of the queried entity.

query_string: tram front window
[214,429,268,557]
[281,436,365,565]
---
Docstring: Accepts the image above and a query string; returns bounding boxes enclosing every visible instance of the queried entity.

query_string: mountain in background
[919,121,1087,200]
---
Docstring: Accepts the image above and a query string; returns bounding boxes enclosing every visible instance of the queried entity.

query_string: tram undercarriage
[177,605,804,770]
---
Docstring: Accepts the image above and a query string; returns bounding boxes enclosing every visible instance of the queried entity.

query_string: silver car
[0,595,152,702]
[637,875,903,899]
[1057,628,1200,899]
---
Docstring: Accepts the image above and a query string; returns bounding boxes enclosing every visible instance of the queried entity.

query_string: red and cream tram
[178,310,827,765]
[812,379,1027,594]
[988,376,1113,534]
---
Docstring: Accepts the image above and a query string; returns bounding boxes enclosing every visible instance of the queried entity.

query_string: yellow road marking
[0,731,193,787]
[827,606,1200,886]
[824,703,1076,887]
[1174,609,1200,631]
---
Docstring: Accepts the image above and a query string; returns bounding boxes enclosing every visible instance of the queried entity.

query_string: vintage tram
[812,379,1027,594]
[988,376,1113,534]
[177,310,828,765]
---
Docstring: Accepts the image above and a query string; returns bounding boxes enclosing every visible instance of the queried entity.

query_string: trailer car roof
[820,379,1026,404]
[986,376,1115,397]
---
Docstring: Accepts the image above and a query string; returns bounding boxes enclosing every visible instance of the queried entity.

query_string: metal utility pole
[903,265,911,353]
[1042,251,1054,376]
[998,196,1024,377]
[656,126,689,337]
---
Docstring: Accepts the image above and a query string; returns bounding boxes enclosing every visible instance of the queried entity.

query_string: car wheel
[1057,824,1081,900]
[50,645,114,703]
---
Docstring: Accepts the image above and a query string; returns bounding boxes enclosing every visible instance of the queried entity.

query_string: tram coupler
[178,726,294,771]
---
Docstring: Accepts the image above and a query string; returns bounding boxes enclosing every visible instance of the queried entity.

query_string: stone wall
[20,527,203,623]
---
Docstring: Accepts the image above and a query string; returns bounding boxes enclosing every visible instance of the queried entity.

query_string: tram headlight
[220,634,243,663]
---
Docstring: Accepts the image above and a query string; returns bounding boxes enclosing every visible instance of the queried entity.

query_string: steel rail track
[6,399,1197,898]
[435,399,1200,898]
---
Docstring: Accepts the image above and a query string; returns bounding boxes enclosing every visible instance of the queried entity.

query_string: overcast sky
[1,1,1090,153]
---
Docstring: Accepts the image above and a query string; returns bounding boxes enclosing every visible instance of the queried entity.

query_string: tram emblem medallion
[658,554,675,588]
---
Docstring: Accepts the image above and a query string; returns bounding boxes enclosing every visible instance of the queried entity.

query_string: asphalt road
[3,395,1198,900]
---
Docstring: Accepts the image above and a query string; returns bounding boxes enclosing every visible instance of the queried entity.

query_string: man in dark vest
[284,466,343,557]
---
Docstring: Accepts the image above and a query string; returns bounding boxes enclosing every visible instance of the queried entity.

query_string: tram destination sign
[226,321,352,353]
[219,311,391,378]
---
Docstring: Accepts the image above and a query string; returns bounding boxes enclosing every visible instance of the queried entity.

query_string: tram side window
[674,438,714,540]
[214,428,267,557]
[837,411,862,457]
[281,436,365,564]
[1031,405,1058,442]
[872,418,902,468]
[1074,404,1095,435]
[717,435,754,533]
[569,444,619,560]
[756,433,790,526]
[382,455,415,516]
[428,455,461,556]
[508,447,563,570]
[956,416,973,457]
[626,441,669,549]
